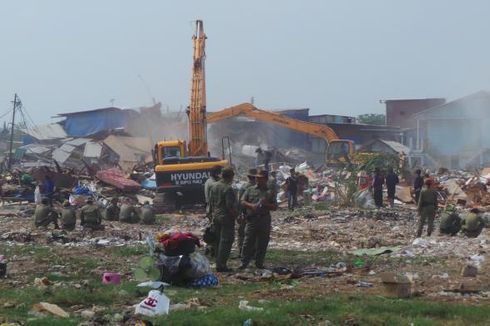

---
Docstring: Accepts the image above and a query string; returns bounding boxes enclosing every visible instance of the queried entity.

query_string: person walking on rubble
[41,175,56,206]
[80,197,104,230]
[413,169,424,204]
[385,167,399,208]
[140,200,156,225]
[237,168,257,258]
[105,197,120,221]
[239,170,277,270]
[204,166,222,221]
[60,200,76,231]
[461,208,485,238]
[416,179,438,237]
[372,167,384,208]
[34,197,59,229]
[286,168,298,211]
[119,198,140,223]
[209,167,238,272]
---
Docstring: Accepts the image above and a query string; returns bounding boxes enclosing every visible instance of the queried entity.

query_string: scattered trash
[135,289,170,317]
[32,302,70,318]
[356,280,373,288]
[460,265,478,277]
[238,300,264,312]
[380,272,412,298]
[0,255,6,278]
[102,272,121,284]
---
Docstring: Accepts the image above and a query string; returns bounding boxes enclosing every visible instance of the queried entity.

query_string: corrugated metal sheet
[22,123,67,140]
[379,140,411,154]
[65,138,91,146]
[52,144,76,164]
[83,142,103,158]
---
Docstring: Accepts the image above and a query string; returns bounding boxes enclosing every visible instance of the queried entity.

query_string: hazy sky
[1,0,490,124]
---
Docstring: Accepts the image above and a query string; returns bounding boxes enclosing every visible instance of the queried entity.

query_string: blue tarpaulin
[61,109,134,137]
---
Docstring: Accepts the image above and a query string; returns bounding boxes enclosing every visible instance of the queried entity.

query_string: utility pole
[8,93,19,170]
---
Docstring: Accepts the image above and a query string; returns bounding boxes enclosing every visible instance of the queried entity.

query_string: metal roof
[83,142,103,158]
[21,123,67,140]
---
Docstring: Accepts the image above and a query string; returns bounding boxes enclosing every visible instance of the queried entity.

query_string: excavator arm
[187,20,208,156]
[208,103,354,164]
[208,103,339,141]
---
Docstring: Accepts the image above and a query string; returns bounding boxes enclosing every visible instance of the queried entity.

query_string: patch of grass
[313,202,330,211]
[266,249,341,267]
[153,295,490,325]
[0,244,51,258]
[108,245,148,257]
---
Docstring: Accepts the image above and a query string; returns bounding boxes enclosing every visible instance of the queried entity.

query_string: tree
[357,113,386,125]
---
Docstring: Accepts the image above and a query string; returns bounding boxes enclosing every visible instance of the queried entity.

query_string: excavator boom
[187,20,208,156]
[208,103,338,141]
[208,103,354,164]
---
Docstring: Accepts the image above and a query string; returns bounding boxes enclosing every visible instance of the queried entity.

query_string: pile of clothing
[155,231,218,288]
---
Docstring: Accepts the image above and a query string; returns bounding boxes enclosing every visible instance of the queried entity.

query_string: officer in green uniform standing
[237,168,257,258]
[209,167,237,272]
[61,200,76,231]
[80,198,104,230]
[239,170,277,270]
[268,171,279,198]
[461,209,485,238]
[416,179,438,237]
[204,166,222,221]
[34,197,59,229]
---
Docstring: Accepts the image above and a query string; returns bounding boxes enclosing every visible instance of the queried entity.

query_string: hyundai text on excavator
[153,21,228,212]
[207,103,355,165]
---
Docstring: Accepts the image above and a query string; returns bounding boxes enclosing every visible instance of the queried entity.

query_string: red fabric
[96,168,141,192]
[160,232,200,250]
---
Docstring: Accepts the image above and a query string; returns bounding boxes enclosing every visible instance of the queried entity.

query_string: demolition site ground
[0,205,489,325]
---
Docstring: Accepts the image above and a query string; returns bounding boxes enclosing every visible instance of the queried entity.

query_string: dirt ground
[0,202,488,306]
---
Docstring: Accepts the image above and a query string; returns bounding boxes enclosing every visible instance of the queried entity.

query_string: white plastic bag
[135,290,170,316]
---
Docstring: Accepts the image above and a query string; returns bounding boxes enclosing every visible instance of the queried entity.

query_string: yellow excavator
[207,103,355,165]
[153,21,228,211]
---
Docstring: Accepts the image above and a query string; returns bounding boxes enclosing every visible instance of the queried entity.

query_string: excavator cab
[155,140,186,164]
[326,140,354,165]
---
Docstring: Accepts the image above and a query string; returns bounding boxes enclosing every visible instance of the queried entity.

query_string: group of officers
[33,196,156,231]
[413,169,485,238]
[204,166,288,272]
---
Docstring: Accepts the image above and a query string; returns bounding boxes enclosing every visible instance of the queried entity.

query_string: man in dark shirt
[413,169,424,204]
[385,167,399,208]
[286,169,298,211]
[372,167,384,208]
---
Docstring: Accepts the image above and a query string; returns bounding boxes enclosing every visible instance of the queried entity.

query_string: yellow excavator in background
[207,103,355,165]
[153,20,228,212]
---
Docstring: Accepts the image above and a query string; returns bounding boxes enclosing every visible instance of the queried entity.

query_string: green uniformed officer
[119,198,140,223]
[34,197,59,229]
[268,171,279,197]
[461,209,484,238]
[204,166,222,221]
[239,170,278,270]
[439,207,461,236]
[105,197,120,221]
[80,198,103,230]
[237,168,257,258]
[416,179,438,237]
[61,200,76,231]
[209,167,237,272]
[140,201,156,225]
